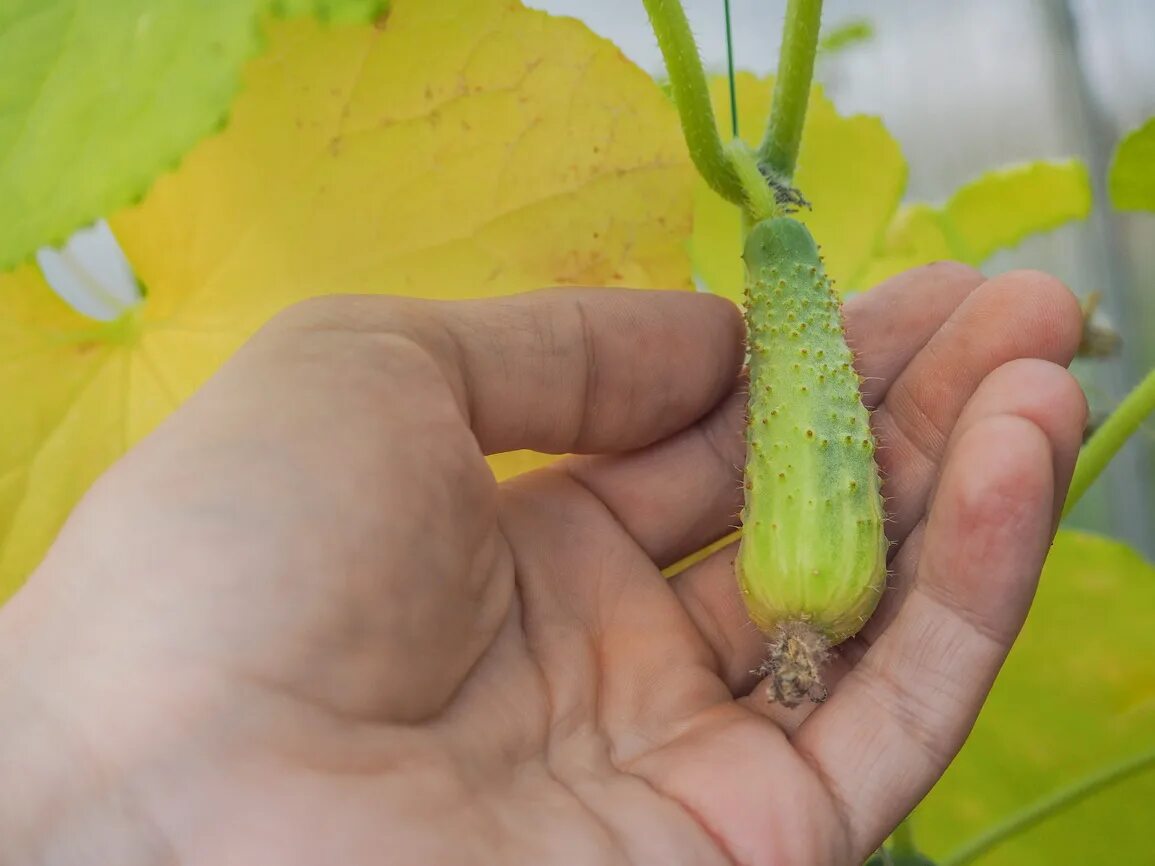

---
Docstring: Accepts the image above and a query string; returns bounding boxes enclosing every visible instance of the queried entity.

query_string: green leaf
[818,18,874,56]
[853,204,952,291]
[857,161,1091,290]
[943,160,1092,263]
[918,530,1155,865]
[0,0,385,272]
[864,853,937,866]
[1108,117,1155,212]
[269,0,388,23]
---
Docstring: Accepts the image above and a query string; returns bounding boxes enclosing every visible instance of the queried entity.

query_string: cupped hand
[0,265,1085,866]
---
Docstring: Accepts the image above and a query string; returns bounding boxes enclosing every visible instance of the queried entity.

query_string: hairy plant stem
[943,746,1155,866]
[758,0,823,180]
[1064,366,1155,516]
[641,0,744,206]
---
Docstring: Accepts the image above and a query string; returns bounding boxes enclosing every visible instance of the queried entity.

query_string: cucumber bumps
[738,217,888,707]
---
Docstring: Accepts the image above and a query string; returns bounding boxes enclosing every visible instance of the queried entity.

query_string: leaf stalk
[640,0,745,206]
[1064,366,1155,516]
[758,0,823,181]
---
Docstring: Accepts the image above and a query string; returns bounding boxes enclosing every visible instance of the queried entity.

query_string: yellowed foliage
[0,1,694,600]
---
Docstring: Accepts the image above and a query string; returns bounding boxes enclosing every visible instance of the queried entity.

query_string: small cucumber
[738,216,887,707]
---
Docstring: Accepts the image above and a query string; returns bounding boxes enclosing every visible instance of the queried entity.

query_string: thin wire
[723,0,739,137]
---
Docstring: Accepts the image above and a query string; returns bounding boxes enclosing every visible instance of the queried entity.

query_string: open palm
[0,264,1084,866]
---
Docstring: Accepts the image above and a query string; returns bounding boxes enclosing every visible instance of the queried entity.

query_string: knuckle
[264,294,413,337]
[921,259,985,286]
[249,295,437,384]
[996,268,1080,318]
[266,294,352,332]
[978,269,1084,358]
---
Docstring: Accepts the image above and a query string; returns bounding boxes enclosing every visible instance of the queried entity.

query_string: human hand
[0,265,1084,866]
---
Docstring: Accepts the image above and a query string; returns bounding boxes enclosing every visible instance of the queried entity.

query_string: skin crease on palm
[0,263,1086,866]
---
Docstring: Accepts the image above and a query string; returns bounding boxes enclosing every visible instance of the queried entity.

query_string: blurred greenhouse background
[532,0,1155,557]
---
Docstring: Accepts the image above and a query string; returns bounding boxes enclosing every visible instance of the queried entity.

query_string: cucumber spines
[738,217,888,707]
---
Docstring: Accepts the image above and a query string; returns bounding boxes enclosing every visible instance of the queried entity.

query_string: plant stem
[641,0,745,206]
[1064,366,1155,516]
[888,816,918,855]
[942,746,1155,866]
[759,0,823,181]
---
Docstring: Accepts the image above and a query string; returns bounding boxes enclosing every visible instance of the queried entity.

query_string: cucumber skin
[737,217,887,644]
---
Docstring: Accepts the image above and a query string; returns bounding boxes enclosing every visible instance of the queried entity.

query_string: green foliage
[865,852,937,866]
[944,161,1093,262]
[270,0,388,22]
[1108,117,1155,211]
[919,530,1155,864]
[858,161,1092,289]
[818,19,874,55]
[0,0,256,270]
[0,0,386,272]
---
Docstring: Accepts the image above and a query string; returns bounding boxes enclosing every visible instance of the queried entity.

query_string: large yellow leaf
[0,2,693,601]
[691,72,907,303]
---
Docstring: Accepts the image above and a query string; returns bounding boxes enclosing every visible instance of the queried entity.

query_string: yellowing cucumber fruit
[738,216,888,707]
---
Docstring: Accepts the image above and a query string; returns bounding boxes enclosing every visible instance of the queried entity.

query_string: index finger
[407,287,747,456]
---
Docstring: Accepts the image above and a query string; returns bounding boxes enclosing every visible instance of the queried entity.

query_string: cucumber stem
[1063,366,1155,516]
[641,0,745,206]
[942,746,1155,866]
[758,0,823,181]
